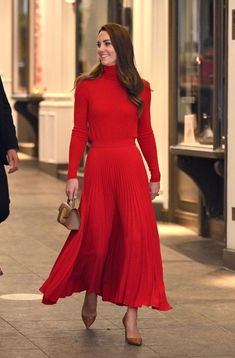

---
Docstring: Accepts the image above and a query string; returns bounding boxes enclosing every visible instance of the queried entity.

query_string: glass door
[175,0,226,148]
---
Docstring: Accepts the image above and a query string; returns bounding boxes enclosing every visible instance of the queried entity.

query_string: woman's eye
[96,41,112,48]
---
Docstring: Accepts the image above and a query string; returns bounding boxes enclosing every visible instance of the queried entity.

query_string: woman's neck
[102,64,118,80]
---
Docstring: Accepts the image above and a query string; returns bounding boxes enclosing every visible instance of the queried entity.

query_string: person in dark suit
[0,76,20,275]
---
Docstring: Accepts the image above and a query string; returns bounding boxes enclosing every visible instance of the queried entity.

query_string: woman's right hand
[66,178,79,201]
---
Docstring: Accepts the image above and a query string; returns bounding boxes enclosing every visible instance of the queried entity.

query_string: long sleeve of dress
[137,82,161,182]
[67,81,89,179]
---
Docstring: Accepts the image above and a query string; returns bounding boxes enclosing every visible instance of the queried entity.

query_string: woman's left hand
[149,181,160,200]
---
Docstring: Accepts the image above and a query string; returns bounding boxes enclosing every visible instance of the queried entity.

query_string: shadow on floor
[161,230,224,267]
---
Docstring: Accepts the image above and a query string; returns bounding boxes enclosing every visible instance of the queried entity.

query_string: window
[175,0,226,149]
[13,0,44,96]
[75,0,108,75]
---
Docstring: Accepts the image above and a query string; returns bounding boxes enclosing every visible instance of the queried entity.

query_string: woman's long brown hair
[76,23,144,117]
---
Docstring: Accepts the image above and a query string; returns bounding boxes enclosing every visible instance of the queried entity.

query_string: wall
[224,0,235,269]
[39,0,76,167]
[40,0,75,94]
[0,0,17,127]
[133,0,169,209]
[0,0,12,81]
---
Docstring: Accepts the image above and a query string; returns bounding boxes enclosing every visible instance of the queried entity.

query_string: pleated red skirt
[39,139,172,310]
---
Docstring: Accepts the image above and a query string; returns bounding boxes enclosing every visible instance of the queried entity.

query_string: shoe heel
[122,314,142,346]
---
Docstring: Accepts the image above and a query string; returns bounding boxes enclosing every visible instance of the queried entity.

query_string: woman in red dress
[40,23,172,346]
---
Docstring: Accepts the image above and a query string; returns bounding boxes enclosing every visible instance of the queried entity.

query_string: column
[0,0,17,127]
[39,0,75,174]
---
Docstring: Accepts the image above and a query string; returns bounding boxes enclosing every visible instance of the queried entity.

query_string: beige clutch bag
[57,199,80,230]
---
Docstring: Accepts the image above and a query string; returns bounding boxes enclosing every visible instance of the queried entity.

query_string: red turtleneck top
[67,65,160,182]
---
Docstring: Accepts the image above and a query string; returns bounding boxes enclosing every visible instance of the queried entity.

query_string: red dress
[40,65,172,311]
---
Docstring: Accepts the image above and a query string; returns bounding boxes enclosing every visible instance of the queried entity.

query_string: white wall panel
[0,0,17,128]
[38,0,75,166]
[41,0,75,94]
[0,0,12,79]
[39,98,73,163]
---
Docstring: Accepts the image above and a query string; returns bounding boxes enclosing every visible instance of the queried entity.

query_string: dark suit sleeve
[0,77,19,163]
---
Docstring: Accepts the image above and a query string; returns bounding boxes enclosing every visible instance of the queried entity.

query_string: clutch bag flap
[57,200,80,230]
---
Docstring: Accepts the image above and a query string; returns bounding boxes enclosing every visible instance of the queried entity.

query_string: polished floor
[0,160,235,358]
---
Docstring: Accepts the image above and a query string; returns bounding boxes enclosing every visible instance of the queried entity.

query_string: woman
[40,23,172,346]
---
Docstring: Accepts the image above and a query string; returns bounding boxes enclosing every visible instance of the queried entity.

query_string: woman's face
[96,31,117,66]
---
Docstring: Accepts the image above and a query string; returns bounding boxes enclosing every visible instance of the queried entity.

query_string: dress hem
[39,287,172,311]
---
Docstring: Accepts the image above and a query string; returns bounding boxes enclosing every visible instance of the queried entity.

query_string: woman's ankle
[83,292,97,310]
[126,307,138,317]
[125,307,138,325]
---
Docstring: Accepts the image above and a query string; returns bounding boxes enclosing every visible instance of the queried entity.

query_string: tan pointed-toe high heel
[81,293,97,329]
[81,313,97,329]
[122,313,142,346]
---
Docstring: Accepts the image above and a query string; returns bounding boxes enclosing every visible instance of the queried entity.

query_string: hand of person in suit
[7,149,20,174]
[149,181,160,200]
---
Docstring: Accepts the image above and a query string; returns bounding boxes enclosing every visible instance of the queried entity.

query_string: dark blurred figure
[0,76,20,275]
